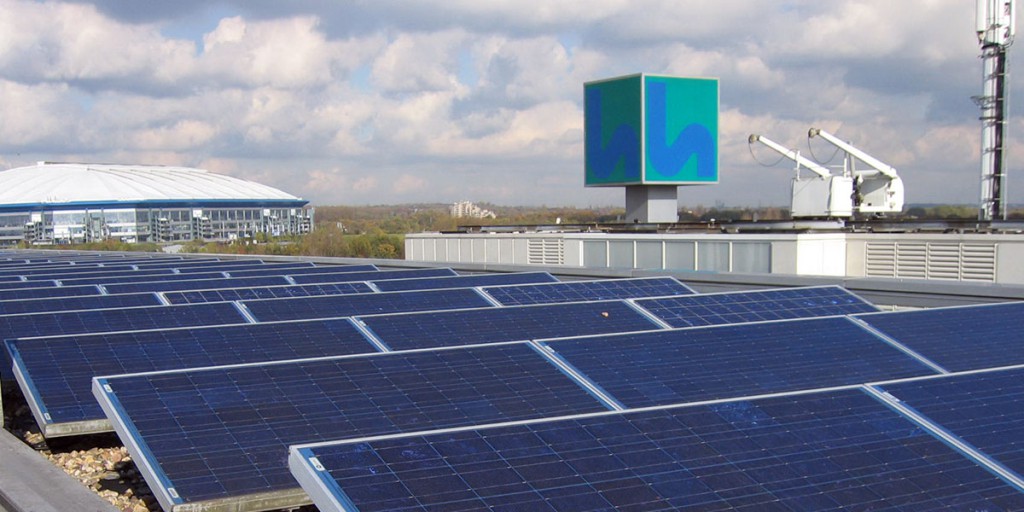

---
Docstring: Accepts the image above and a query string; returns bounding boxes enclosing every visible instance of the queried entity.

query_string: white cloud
[0,0,1011,208]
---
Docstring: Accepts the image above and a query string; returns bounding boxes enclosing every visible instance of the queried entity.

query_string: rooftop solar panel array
[103,276,291,294]
[290,267,458,285]
[854,301,1024,372]
[161,282,375,304]
[0,292,162,316]
[539,316,937,408]
[0,279,58,290]
[241,288,492,322]
[875,367,1024,482]
[93,344,609,510]
[4,250,1023,512]
[292,388,1024,512]
[372,271,557,292]
[7,318,380,436]
[0,284,102,301]
[357,301,661,351]
[223,263,376,277]
[480,276,694,305]
[636,285,878,328]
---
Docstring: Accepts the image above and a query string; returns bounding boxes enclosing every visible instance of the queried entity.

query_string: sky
[0,0,1019,208]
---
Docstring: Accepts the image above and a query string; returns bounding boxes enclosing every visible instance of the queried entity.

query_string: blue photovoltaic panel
[57,270,229,286]
[0,302,248,380]
[0,280,58,290]
[225,264,377,277]
[856,302,1024,372]
[293,389,1024,512]
[542,316,937,408]
[290,268,457,285]
[372,272,558,292]
[360,301,660,351]
[0,302,247,342]
[482,276,694,306]
[879,367,1024,480]
[242,288,491,322]
[636,285,878,328]
[94,344,609,510]
[7,318,379,433]
[0,285,102,302]
[0,292,161,315]
[162,282,375,305]
[23,268,175,281]
[103,276,290,294]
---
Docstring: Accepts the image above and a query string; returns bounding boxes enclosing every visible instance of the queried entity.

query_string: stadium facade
[0,162,313,245]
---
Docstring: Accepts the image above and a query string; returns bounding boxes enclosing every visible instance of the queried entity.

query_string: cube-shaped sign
[585,74,718,186]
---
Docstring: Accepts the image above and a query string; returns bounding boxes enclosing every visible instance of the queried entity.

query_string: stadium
[0,162,313,245]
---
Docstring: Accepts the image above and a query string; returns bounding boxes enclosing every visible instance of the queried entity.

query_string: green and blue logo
[585,74,718,186]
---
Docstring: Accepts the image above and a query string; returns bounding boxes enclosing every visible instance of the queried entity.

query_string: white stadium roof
[0,163,304,206]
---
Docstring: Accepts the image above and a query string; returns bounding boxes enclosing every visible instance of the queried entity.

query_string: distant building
[450,201,496,219]
[0,162,313,245]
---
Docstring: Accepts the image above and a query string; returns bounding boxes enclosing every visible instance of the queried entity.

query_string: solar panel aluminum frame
[90,339,587,512]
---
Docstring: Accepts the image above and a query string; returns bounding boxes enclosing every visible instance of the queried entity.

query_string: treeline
[179,227,404,259]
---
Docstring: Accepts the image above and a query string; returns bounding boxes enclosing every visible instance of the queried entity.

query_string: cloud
[0,0,1014,209]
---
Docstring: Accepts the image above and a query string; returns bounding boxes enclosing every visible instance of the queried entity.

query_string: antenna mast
[976,0,1016,220]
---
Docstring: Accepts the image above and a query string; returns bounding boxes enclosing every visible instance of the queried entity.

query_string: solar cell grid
[0,301,247,341]
[57,270,230,286]
[103,276,290,294]
[481,276,694,306]
[541,316,937,408]
[8,317,379,434]
[636,285,878,328]
[21,267,174,280]
[358,300,660,351]
[0,280,58,290]
[371,272,558,292]
[878,367,1024,482]
[855,301,1024,372]
[162,282,375,304]
[224,263,376,277]
[292,388,1024,512]
[0,284,103,302]
[241,288,492,322]
[94,343,609,510]
[289,267,457,285]
[0,292,161,315]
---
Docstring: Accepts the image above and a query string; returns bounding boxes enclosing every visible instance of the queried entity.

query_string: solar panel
[241,288,492,322]
[540,316,937,408]
[0,292,162,315]
[0,302,249,380]
[291,388,1024,512]
[372,272,558,292]
[162,282,375,305]
[481,276,694,306]
[358,301,661,351]
[57,270,231,286]
[855,302,1024,372]
[22,267,175,281]
[8,318,379,436]
[876,367,1024,482]
[290,268,457,285]
[0,285,103,302]
[103,276,290,294]
[93,344,610,511]
[224,264,377,277]
[0,280,58,290]
[636,285,879,328]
